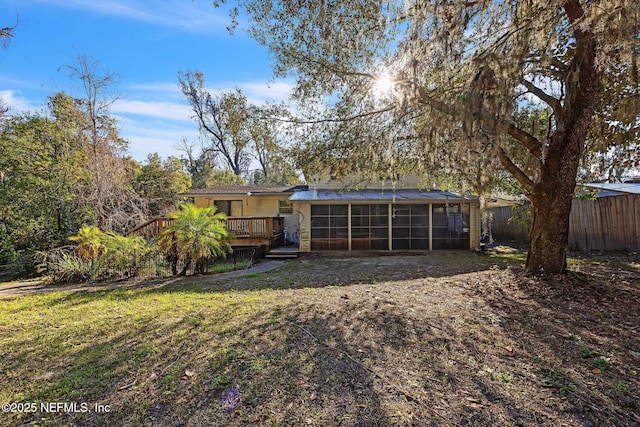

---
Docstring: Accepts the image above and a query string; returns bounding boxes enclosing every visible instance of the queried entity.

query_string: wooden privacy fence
[491,194,640,251]
[569,194,640,251]
[490,207,530,242]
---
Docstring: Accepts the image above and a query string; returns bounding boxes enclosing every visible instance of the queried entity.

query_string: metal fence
[45,246,266,284]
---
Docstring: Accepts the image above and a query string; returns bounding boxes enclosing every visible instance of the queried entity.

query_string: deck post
[266,217,273,238]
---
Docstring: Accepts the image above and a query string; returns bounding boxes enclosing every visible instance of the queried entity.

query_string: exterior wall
[193,194,300,244]
[193,194,287,217]
[296,200,480,252]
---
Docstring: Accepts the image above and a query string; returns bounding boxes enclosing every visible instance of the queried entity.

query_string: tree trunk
[523,4,601,275]
[179,253,192,276]
[167,238,179,276]
[524,113,590,274]
[526,183,574,274]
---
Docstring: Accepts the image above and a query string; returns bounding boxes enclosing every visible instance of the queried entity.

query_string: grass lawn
[0,248,638,426]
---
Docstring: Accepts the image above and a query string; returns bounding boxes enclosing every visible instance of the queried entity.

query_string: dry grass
[0,248,638,426]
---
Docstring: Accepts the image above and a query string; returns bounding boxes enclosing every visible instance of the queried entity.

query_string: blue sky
[0,0,293,161]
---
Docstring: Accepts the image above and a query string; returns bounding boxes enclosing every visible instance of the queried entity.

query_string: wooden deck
[127,216,285,249]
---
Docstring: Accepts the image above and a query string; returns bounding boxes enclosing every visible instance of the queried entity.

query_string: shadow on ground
[2,251,638,426]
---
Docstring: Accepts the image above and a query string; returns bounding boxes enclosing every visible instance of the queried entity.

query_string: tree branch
[493,145,534,194]
[1,16,18,49]
[403,80,543,159]
[287,51,375,80]
[267,105,396,124]
[503,121,543,159]
[521,79,562,116]
[563,0,585,24]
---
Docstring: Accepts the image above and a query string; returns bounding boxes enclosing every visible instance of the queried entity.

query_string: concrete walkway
[0,260,287,299]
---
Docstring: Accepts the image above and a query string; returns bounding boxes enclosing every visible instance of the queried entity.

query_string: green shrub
[41,247,93,283]
[41,227,153,283]
[0,224,17,266]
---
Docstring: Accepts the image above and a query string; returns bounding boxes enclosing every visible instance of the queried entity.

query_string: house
[181,177,481,253]
[181,185,306,249]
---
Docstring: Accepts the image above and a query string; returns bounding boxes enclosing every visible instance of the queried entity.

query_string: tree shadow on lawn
[466,270,640,426]
[28,251,521,307]
[0,296,517,426]
[162,251,524,294]
[4,299,392,426]
[5,265,638,426]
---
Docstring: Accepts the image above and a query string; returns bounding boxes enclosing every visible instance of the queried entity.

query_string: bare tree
[0,18,17,116]
[1,18,17,49]
[179,71,252,176]
[64,55,147,232]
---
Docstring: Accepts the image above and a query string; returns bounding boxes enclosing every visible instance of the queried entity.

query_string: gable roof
[182,185,307,196]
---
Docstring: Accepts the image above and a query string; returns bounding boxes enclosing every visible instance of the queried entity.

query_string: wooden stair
[265,247,299,260]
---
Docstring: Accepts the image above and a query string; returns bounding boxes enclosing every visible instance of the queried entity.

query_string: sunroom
[289,189,480,252]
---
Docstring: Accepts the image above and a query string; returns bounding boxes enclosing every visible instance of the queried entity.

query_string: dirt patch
[169,251,640,426]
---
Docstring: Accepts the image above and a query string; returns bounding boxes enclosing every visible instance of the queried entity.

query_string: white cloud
[205,80,295,105]
[0,90,40,113]
[128,82,182,96]
[112,99,192,122]
[28,0,230,34]
[117,116,198,161]
[239,81,294,104]
[129,78,294,106]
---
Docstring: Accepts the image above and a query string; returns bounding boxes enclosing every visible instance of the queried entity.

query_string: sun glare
[373,74,394,96]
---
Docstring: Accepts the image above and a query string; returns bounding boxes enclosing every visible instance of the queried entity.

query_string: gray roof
[288,189,478,202]
[182,185,305,196]
[581,183,640,196]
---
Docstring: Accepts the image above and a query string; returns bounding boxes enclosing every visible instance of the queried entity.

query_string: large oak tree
[223,0,639,274]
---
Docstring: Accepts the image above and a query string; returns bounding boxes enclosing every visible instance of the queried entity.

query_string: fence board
[623,196,631,249]
[568,199,582,249]
[593,198,605,250]
[491,194,640,252]
[489,206,529,242]
[636,195,640,251]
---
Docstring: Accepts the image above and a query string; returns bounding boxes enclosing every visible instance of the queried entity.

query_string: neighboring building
[181,177,481,253]
[579,180,640,198]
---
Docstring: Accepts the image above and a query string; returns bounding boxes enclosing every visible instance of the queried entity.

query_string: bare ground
[2,249,639,426]
[163,250,640,426]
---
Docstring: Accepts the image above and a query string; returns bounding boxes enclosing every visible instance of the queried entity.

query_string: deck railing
[126,217,175,240]
[127,216,283,243]
[226,217,280,238]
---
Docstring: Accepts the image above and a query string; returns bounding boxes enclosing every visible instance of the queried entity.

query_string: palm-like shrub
[41,248,93,283]
[102,232,149,272]
[54,226,151,281]
[68,226,108,261]
[159,204,233,276]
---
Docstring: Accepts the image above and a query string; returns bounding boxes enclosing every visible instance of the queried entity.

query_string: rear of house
[183,179,480,253]
[182,185,304,249]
